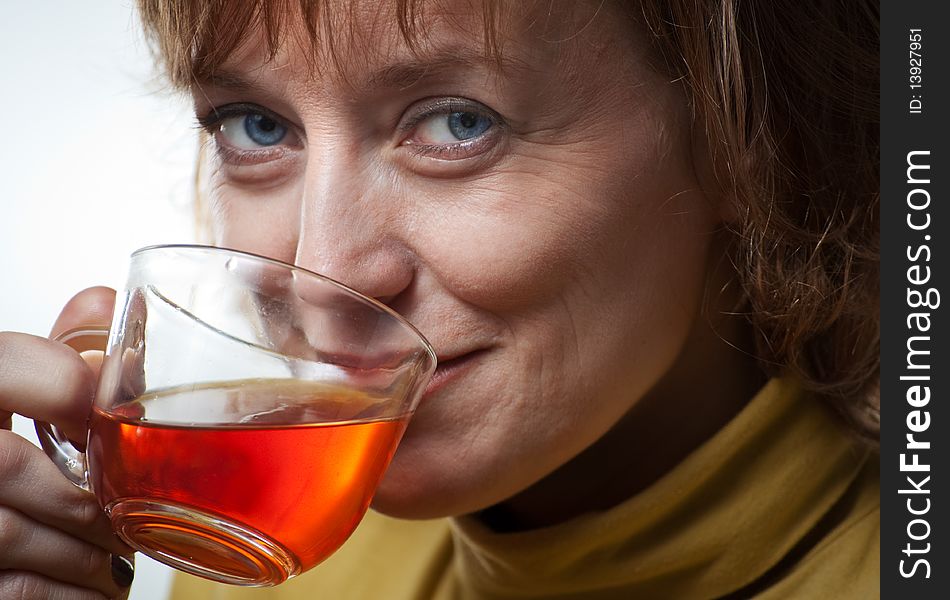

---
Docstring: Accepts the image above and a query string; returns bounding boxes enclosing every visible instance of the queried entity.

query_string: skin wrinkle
[553,295,584,398]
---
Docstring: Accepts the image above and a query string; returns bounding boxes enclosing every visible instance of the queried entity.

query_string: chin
[370,463,466,520]
[369,483,457,521]
[368,443,500,520]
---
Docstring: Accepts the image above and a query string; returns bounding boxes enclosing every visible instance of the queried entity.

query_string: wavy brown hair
[137,0,880,442]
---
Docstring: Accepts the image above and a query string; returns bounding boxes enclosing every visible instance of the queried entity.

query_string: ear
[690,119,740,225]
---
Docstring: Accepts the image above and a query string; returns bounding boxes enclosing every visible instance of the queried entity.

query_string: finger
[110,555,135,597]
[49,286,116,385]
[0,571,110,600]
[49,287,117,339]
[0,507,131,599]
[0,332,97,444]
[0,431,130,556]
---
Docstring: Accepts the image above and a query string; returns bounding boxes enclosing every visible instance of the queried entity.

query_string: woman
[0,0,879,598]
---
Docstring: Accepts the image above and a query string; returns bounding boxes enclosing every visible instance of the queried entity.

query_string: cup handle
[34,327,111,491]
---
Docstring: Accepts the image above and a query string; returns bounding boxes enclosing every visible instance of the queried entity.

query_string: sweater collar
[449,378,870,599]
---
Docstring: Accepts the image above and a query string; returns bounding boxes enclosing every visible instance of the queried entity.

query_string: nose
[292,150,414,305]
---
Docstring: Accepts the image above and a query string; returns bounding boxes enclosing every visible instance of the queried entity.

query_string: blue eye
[244,113,287,146]
[410,107,495,147]
[446,112,492,140]
[210,108,293,151]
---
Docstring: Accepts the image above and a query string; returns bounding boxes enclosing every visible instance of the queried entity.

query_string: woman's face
[194,0,722,518]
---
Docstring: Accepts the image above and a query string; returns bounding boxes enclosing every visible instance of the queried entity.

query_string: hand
[0,287,134,599]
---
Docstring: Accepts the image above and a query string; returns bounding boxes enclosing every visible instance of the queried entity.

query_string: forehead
[190,0,637,91]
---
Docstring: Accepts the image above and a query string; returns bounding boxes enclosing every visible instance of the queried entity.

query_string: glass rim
[130,243,436,363]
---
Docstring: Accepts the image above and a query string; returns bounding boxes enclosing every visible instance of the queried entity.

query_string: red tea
[86,379,409,584]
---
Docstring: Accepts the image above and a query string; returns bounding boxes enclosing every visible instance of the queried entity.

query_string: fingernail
[111,554,135,588]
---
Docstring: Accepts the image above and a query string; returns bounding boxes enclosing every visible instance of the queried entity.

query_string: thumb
[50,286,117,341]
[50,286,118,407]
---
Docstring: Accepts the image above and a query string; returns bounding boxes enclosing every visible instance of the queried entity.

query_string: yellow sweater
[169,379,879,599]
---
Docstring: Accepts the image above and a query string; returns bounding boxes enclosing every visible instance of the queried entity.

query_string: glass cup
[35,245,436,586]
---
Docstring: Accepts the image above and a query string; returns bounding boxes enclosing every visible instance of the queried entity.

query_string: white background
[1,3,198,598]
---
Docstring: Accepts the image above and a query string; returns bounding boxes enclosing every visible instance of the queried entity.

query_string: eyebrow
[194,50,530,95]
[194,71,270,94]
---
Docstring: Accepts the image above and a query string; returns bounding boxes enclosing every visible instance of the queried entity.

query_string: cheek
[558,155,718,411]
[208,177,303,262]
[410,195,574,311]
[404,161,632,317]
[588,189,715,380]
[405,142,715,327]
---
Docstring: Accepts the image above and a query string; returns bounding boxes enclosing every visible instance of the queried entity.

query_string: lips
[424,348,487,397]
